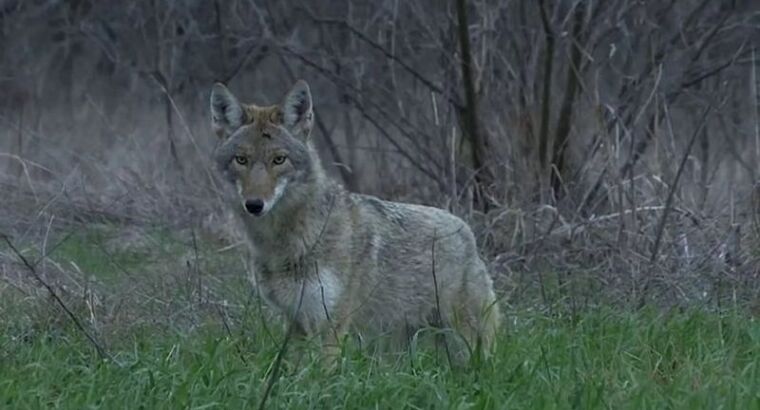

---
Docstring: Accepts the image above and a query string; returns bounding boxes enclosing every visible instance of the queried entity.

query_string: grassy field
[1,308,758,409]
[1,225,759,409]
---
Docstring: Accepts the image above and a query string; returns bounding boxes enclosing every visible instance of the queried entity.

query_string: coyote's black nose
[245,199,265,215]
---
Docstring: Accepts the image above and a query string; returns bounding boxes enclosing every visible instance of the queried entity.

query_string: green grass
[48,224,186,283]
[1,225,759,409]
[1,308,758,409]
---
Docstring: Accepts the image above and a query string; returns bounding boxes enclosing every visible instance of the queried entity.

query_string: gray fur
[210,83,246,138]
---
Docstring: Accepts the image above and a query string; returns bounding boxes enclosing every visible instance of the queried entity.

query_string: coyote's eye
[234,155,248,165]
[272,154,287,165]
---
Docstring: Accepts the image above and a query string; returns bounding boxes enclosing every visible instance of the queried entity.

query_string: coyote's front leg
[318,307,351,370]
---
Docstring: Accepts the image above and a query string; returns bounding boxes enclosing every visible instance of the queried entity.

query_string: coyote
[209,80,500,363]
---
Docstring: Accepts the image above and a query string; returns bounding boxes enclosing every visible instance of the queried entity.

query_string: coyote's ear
[210,83,247,139]
[280,80,313,139]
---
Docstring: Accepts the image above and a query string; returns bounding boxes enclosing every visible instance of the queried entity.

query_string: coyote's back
[209,80,500,362]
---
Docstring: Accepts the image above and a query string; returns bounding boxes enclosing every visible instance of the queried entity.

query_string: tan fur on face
[245,104,282,130]
[233,140,293,201]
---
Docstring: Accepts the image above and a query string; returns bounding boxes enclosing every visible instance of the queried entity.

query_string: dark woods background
[1,0,759,309]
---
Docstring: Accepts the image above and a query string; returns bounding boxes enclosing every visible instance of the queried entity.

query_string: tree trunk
[536,0,555,202]
[456,0,492,211]
[550,1,586,201]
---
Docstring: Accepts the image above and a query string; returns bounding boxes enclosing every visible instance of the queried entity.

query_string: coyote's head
[210,80,315,217]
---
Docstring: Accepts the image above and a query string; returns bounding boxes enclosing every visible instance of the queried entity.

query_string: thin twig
[299,7,462,111]
[216,304,248,365]
[638,104,714,307]
[257,281,306,410]
[1,233,118,364]
[430,231,453,368]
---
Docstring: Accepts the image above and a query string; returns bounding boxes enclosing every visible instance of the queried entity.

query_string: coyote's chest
[254,260,343,333]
